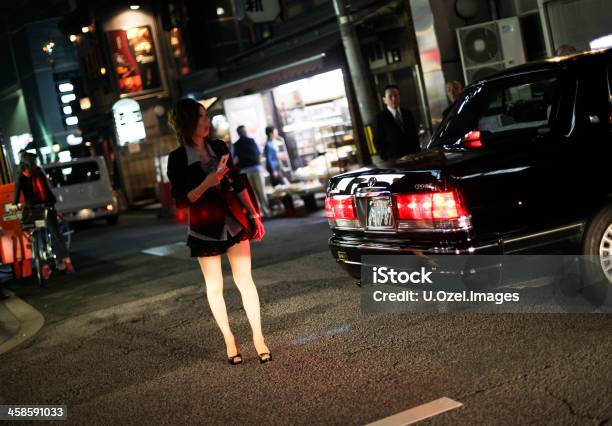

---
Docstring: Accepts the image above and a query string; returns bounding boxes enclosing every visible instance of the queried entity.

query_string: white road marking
[366,397,463,426]
[289,323,353,346]
[141,242,186,256]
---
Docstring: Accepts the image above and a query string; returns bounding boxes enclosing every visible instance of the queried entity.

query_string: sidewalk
[0,291,45,355]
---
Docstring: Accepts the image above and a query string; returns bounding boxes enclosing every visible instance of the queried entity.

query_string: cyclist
[9,151,74,278]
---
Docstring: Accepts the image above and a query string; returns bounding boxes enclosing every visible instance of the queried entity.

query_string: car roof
[42,156,103,168]
[470,48,612,85]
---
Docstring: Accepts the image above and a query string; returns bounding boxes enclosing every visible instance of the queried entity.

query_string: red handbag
[225,174,260,239]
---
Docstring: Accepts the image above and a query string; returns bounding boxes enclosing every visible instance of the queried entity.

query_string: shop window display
[273,69,359,183]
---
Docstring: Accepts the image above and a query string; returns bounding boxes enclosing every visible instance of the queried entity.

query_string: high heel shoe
[258,352,272,364]
[227,353,243,365]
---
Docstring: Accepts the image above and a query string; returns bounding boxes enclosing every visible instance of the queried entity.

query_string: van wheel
[582,204,612,284]
[106,215,119,226]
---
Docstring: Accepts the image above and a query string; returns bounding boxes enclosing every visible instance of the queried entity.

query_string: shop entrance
[213,68,361,215]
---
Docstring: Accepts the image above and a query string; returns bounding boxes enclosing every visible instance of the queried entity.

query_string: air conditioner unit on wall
[457,17,526,84]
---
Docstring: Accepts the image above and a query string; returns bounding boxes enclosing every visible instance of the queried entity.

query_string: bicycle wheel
[31,230,43,287]
[33,230,50,287]
[44,228,55,268]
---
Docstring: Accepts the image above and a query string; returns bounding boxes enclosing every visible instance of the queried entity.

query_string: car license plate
[367,197,394,229]
[77,208,95,219]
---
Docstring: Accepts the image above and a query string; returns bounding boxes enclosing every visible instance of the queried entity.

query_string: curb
[0,291,45,355]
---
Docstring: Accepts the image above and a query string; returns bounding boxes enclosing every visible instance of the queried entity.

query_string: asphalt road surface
[0,211,610,425]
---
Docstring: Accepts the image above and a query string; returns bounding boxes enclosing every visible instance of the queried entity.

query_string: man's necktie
[395,110,404,130]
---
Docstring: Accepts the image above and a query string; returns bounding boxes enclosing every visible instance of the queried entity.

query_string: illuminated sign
[112,98,146,145]
[58,83,74,92]
[61,93,76,103]
[9,133,33,166]
[244,0,280,23]
[66,134,83,146]
[65,116,79,126]
[107,26,161,95]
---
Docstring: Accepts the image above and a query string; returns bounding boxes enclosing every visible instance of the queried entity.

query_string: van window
[46,162,101,187]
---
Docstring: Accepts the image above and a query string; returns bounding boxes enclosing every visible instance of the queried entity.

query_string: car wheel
[583,203,612,284]
[106,215,119,226]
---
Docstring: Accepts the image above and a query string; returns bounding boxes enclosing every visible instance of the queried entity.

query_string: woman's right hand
[189,163,230,202]
[203,162,230,188]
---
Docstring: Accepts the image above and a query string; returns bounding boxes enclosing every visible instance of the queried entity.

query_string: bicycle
[18,203,73,287]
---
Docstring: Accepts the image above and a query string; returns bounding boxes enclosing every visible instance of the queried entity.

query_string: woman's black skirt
[187,229,249,257]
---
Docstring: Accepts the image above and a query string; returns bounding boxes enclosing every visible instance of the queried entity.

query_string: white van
[43,157,119,225]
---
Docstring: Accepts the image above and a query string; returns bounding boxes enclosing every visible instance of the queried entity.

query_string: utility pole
[332,0,379,166]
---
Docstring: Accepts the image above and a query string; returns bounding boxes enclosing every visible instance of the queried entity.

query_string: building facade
[0,16,82,172]
[3,0,608,207]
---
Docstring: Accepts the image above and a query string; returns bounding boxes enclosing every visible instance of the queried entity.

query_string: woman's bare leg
[226,239,269,356]
[198,255,240,359]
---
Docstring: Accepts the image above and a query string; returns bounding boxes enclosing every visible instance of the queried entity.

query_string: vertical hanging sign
[107,26,162,95]
[112,99,146,146]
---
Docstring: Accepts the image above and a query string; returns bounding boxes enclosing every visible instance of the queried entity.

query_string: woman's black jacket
[166,139,248,239]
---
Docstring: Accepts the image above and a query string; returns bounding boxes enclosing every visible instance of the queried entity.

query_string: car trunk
[327,150,468,238]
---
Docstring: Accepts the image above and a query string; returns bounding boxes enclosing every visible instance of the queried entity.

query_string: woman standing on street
[166,99,271,365]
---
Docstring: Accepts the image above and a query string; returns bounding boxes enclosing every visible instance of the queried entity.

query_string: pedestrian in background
[263,126,288,187]
[373,84,420,163]
[232,126,271,217]
[167,99,271,364]
[443,80,464,119]
[555,44,577,56]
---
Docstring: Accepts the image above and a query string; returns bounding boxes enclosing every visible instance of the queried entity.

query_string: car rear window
[46,162,101,187]
[430,72,561,147]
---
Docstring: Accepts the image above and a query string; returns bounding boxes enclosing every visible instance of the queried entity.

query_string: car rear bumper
[329,235,500,278]
[329,222,585,279]
[59,204,117,222]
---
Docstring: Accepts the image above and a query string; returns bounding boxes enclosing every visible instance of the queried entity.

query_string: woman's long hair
[168,98,202,147]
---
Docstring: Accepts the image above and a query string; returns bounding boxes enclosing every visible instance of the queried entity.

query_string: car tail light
[325,195,361,229]
[393,191,470,231]
[462,130,483,148]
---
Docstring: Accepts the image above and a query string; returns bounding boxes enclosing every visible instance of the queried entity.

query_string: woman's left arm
[237,189,265,241]
[216,140,265,240]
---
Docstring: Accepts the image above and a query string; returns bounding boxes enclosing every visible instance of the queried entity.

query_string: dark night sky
[1,0,78,30]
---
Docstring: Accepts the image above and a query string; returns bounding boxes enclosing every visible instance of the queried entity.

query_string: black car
[326,49,612,282]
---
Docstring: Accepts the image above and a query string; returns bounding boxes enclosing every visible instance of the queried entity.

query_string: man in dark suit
[373,84,420,162]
